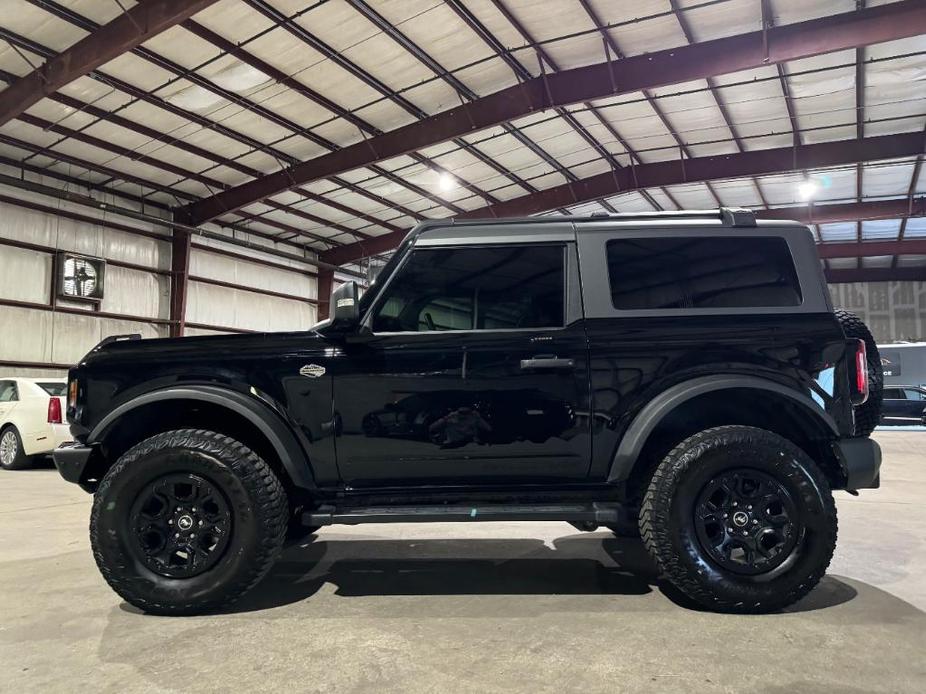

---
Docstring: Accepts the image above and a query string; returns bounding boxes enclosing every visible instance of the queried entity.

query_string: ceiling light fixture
[797,179,819,201]
[438,172,457,192]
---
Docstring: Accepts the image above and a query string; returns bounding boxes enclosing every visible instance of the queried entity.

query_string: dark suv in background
[880,386,926,425]
[53,208,883,615]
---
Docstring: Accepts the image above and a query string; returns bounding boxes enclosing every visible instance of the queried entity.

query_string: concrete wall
[829,281,926,343]
[0,172,317,377]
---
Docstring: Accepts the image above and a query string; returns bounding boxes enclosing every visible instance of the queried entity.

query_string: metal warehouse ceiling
[0,0,924,282]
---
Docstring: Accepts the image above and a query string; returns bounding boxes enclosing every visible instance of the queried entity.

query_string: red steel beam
[825,267,926,283]
[760,198,926,225]
[321,133,926,265]
[817,239,926,259]
[183,0,926,225]
[0,0,219,126]
[169,226,192,338]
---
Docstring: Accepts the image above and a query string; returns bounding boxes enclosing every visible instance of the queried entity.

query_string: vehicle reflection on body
[359,389,575,448]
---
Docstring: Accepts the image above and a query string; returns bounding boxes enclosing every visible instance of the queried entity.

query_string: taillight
[68,379,78,410]
[47,397,62,424]
[854,339,869,404]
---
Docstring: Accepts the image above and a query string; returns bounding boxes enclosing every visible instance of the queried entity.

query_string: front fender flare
[89,385,314,489]
[607,375,839,483]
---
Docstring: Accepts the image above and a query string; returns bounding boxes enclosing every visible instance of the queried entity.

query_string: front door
[332,242,590,486]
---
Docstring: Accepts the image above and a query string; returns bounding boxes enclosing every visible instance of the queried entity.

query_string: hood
[79,330,332,368]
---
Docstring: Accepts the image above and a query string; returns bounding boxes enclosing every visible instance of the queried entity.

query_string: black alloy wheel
[693,469,801,578]
[129,473,233,579]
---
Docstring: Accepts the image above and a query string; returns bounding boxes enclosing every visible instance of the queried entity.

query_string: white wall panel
[0,367,69,378]
[0,246,52,303]
[0,181,171,373]
[0,307,54,363]
[190,247,315,298]
[186,281,315,332]
[0,305,163,368]
[3,178,318,375]
[830,281,926,342]
[100,265,170,319]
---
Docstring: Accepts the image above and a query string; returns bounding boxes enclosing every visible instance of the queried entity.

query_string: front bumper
[53,442,94,486]
[834,437,881,490]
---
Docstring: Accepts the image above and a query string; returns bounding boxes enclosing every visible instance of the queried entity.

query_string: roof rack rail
[586,207,756,227]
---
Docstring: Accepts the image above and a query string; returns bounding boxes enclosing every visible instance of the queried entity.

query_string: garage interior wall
[0,171,317,377]
[830,282,926,343]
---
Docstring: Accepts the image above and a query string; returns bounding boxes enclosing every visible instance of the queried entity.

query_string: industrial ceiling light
[797,179,819,201]
[438,172,457,192]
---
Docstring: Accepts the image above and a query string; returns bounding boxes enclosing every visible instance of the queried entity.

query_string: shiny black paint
[73,331,341,484]
[584,313,850,479]
[69,310,850,493]
[329,323,590,486]
[66,223,855,496]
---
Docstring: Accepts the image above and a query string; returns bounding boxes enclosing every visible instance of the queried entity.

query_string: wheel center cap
[732,510,749,527]
[177,515,194,531]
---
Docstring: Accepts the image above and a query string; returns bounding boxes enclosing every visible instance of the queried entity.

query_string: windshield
[37,382,66,396]
[357,236,414,318]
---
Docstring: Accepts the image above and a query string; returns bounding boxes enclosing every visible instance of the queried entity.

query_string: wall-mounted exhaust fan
[57,252,106,302]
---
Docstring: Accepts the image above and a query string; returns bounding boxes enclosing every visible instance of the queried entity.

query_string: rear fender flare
[89,385,314,488]
[607,375,839,483]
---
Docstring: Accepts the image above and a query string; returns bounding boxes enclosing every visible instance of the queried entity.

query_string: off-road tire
[640,426,837,613]
[90,429,288,615]
[0,426,31,470]
[835,309,883,437]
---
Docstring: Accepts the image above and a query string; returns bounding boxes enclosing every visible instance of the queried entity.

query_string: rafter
[0,0,220,126]
[15,3,431,225]
[182,0,926,225]
[320,133,925,265]
[826,267,926,283]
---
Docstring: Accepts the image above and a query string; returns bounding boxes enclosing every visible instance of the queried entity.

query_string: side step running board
[304,502,623,526]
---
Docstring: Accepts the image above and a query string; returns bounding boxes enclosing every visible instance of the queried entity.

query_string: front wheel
[640,426,837,613]
[90,429,288,615]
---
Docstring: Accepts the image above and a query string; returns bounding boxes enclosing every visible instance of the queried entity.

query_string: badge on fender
[299,364,326,378]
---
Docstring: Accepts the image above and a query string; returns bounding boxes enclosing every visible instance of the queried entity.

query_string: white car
[0,378,72,470]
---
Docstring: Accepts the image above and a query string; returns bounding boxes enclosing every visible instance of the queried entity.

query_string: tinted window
[882,389,905,400]
[372,245,565,333]
[38,382,66,396]
[0,381,17,402]
[606,237,802,310]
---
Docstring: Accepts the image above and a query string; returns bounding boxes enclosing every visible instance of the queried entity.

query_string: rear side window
[882,389,904,399]
[38,382,66,396]
[606,236,802,310]
[371,245,565,332]
[0,381,17,402]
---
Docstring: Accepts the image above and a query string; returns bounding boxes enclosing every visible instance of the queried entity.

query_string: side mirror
[328,281,360,332]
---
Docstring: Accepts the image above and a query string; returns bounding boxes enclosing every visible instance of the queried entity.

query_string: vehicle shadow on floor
[222,533,856,615]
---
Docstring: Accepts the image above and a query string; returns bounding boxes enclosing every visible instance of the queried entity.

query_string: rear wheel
[835,309,883,437]
[0,427,31,470]
[90,429,288,615]
[640,426,837,613]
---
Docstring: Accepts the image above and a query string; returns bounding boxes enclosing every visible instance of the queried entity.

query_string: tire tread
[640,425,837,613]
[90,428,287,615]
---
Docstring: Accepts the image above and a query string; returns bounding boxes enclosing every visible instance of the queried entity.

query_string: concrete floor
[1,432,925,693]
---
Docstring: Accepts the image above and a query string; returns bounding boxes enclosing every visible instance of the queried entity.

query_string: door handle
[520,357,575,370]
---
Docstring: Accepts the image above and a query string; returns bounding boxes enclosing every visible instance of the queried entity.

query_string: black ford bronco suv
[54,208,883,615]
